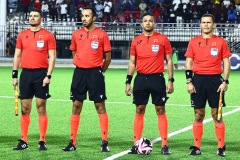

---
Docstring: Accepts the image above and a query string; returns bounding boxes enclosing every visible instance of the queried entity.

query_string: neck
[202,32,213,38]
[30,25,41,32]
[143,31,154,36]
[84,25,95,31]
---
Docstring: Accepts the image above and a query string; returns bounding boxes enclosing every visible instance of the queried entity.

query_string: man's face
[81,9,95,28]
[200,17,216,34]
[29,11,42,27]
[141,15,155,32]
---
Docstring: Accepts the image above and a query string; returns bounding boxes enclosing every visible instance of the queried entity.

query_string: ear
[213,23,217,28]
[93,16,97,21]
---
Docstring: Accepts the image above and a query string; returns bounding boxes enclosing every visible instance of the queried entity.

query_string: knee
[194,112,205,122]
[95,103,106,114]
[156,108,166,115]
[21,106,31,115]
[136,107,145,114]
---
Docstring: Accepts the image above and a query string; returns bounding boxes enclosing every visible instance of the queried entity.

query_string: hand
[12,78,18,88]
[125,84,132,96]
[187,83,196,94]
[217,83,228,93]
[42,77,50,87]
[166,81,174,94]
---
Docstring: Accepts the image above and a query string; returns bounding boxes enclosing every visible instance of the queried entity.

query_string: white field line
[104,107,240,160]
[0,96,239,108]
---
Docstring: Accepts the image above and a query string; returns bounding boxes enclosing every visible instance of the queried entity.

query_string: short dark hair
[29,8,43,17]
[200,14,215,23]
[141,12,154,20]
[82,7,97,17]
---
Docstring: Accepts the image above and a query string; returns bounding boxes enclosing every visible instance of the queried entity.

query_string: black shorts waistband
[194,74,221,77]
[137,72,164,77]
[22,68,47,72]
[76,66,102,70]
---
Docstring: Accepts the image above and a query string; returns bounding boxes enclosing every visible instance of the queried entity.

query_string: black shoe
[38,141,47,151]
[217,145,226,157]
[128,145,137,154]
[101,140,110,152]
[189,146,201,155]
[13,140,28,150]
[62,140,76,151]
[161,145,171,155]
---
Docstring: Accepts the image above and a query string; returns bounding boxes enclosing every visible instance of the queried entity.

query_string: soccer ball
[135,138,153,155]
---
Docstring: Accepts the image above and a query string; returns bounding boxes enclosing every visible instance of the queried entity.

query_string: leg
[193,108,205,148]
[21,99,32,142]
[212,108,225,155]
[13,99,32,150]
[134,105,146,144]
[71,100,83,145]
[155,105,168,147]
[36,98,48,143]
[95,101,110,152]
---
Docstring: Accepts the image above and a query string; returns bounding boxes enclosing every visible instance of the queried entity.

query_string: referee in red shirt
[185,14,231,156]
[62,7,111,152]
[125,12,174,155]
[12,9,56,151]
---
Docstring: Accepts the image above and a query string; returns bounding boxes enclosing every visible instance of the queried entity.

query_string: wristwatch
[46,75,52,79]
[168,78,175,83]
[186,79,192,84]
[223,79,229,84]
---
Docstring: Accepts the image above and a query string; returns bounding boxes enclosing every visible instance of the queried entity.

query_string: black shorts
[19,68,50,100]
[70,67,106,102]
[133,73,168,106]
[191,74,226,108]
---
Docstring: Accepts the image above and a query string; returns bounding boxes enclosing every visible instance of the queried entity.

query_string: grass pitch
[0,67,239,160]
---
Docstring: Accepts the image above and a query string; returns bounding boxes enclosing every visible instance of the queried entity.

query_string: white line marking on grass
[0,96,240,108]
[104,107,240,160]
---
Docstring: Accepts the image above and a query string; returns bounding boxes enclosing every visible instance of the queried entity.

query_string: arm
[43,49,56,86]
[165,54,174,94]
[72,50,76,58]
[102,51,111,72]
[217,57,230,93]
[185,57,196,94]
[125,55,136,96]
[12,48,22,87]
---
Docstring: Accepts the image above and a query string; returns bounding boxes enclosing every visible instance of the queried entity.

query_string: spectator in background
[41,1,49,22]
[153,3,162,23]
[17,0,26,23]
[172,47,178,70]
[111,0,122,20]
[69,0,76,22]
[175,3,184,27]
[22,0,31,20]
[95,0,104,21]
[219,12,227,37]
[139,0,147,17]
[56,0,63,4]
[227,5,237,23]
[77,0,86,22]
[6,32,13,57]
[34,0,42,9]
[183,4,192,27]
[169,5,176,26]
[49,0,59,21]
[103,0,112,22]
[60,1,68,21]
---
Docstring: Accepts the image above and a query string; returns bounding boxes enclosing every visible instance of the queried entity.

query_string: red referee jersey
[16,28,56,69]
[70,27,112,68]
[185,35,232,74]
[130,32,172,74]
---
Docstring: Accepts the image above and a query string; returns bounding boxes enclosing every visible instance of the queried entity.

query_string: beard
[82,20,94,28]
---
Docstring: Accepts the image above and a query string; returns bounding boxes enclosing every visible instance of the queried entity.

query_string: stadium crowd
[15,0,240,24]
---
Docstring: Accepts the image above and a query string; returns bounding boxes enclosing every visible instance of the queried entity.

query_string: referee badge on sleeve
[91,41,99,50]
[210,48,218,57]
[37,40,44,49]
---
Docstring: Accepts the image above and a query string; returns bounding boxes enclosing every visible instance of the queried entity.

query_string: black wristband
[12,70,18,78]
[185,70,193,79]
[125,75,133,84]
